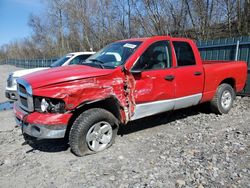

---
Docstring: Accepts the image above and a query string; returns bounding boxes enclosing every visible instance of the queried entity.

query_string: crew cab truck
[14,36,247,156]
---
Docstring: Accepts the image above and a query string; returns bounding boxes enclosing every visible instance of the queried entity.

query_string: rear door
[172,41,204,109]
[130,40,176,120]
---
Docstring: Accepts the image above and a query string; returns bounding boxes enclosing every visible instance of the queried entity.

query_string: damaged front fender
[32,68,136,123]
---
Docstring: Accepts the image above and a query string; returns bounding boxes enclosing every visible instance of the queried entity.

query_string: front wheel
[69,108,119,156]
[210,83,235,114]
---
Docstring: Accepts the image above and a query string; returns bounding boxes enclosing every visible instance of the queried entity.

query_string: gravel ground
[0,65,249,188]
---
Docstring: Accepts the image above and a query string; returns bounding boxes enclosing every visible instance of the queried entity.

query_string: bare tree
[1,0,249,60]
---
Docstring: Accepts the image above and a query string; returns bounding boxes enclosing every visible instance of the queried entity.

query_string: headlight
[12,77,17,87]
[41,98,49,112]
[34,97,65,113]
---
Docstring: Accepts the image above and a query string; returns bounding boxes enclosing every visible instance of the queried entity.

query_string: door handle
[194,71,202,76]
[165,75,175,81]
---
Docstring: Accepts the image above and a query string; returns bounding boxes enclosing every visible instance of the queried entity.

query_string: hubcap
[221,90,232,109]
[86,121,113,152]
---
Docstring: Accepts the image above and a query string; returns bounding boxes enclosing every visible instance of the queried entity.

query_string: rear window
[173,41,196,66]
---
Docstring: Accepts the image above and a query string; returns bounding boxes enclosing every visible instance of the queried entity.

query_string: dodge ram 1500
[14,36,247,156]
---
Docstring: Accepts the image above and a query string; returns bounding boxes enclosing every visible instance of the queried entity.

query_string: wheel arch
[65,96,122,139]
[219,78,236,91]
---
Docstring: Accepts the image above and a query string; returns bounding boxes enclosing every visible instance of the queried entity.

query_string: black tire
[69,108,119,157]
[210,83,235,114]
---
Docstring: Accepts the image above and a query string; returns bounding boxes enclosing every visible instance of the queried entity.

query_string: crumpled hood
[22,65,114,89]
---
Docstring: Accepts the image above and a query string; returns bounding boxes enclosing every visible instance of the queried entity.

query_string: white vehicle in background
[5,51,95,100]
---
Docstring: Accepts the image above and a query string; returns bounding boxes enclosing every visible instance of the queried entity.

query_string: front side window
[132,41,171,71]
[83,41,142,69]
[173,41,196,66]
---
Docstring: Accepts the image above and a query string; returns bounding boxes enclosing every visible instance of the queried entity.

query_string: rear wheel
[69,108,118,156]
[210,83,235,114]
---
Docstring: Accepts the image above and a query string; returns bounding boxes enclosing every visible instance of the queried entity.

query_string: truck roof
[119,36,193,43]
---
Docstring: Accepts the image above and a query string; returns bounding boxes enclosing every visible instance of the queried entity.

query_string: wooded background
[0,0,249,60]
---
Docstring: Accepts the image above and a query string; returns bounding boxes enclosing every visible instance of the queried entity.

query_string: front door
[130,40,175,120]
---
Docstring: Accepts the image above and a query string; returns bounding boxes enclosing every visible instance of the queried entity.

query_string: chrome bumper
[15,117,67,139]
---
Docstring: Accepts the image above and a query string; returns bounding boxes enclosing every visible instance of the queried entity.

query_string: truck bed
[201,60,247,102]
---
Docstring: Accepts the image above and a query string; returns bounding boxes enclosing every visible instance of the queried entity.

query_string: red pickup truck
[14,36,247,156]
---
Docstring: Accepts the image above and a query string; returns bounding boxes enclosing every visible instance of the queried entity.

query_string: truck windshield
[82,41,142,69]
[50,55,73,67]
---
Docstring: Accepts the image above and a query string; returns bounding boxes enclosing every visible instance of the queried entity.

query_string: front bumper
[14,102,72,139]
[5,90,17,100]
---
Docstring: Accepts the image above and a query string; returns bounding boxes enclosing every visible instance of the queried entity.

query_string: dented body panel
[14,36,247,139]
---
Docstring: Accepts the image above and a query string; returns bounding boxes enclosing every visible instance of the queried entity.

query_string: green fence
[197,36,250,95]
[0,58,58,68]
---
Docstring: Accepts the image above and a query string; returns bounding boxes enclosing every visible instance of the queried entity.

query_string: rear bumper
[14,102,72,139]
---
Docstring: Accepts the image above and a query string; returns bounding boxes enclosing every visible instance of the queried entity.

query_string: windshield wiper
[88,59,105,69]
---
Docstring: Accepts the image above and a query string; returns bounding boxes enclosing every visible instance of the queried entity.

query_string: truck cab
[128,38,205,120]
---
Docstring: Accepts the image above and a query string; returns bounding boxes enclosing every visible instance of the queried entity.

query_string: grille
[20,96,28,107]
[17,79,34,112]
[7,75,13,87]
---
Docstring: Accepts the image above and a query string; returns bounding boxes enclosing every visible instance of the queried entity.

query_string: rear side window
[173,41,195,66]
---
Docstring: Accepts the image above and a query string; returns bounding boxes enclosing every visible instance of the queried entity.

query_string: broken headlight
[41,98,49,112]
[34,97,65,113]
